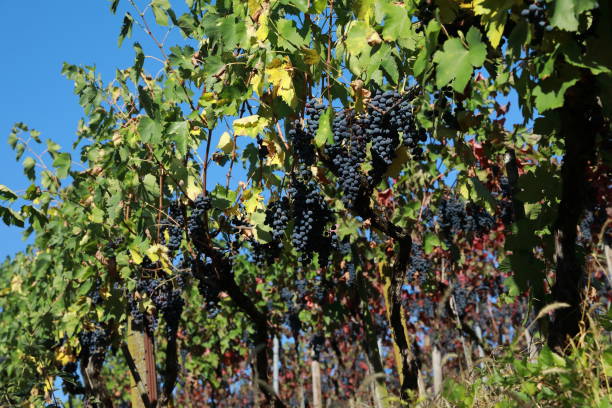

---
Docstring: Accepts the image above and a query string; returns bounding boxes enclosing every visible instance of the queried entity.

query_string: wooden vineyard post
[124,317,158,408]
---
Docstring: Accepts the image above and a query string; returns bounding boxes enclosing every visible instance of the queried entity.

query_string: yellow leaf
[130,248,143,264]
[301,47,320,65]
[250,72,264,96]
[186,175,201,201]
[473,0,511,48]
[55,345,77,365]
[190,127,202,136]
[242,188,264,214]
[459,183,470,200]
[217,131,234,154]
[10,275,22,293]
[233,115,269,137]
[266,58,297,108]
[145,244,173,273]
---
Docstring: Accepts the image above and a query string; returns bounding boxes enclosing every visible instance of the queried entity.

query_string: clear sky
[0,1,184,259]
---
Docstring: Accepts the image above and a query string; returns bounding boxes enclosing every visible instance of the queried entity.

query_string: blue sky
[0,1,186,259]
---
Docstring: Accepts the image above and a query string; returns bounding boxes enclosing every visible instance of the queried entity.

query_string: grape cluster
[287,170,335,265]
[438,196,494,238]
[304,101,326,134]
[265,197,290,240]
[78,328,109,367]
[366,91,402,173]
[252,241,283,266]
[288,121,316,166]
[256,136,268,160]
[329,110,368,209]
[128,258,184,335]
[520,1,553,32]
[162,201,184,252]
[327,90,426,197]
[346,262,356,287]
[89,276,103,305]
[406,244,430,287]
[465,202,495,233]
[429,86,460,130]
[103,237,124,258]
[453,284,479,317]
[188,194,212,239]
[190,253,222,317]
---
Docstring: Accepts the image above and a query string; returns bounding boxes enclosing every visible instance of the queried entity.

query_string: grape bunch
[465,202,495,233]
[103,236,124,258]
[453,284,479,317]
[89,276,103,305]
[365,91,402,175]
[78,328,109,367]
[329,110,368,209]
[161,201,184,252]
[188,194,212,239]
[287,169,335,265]
[149,281,184,336]
[256,136,269,160]
[252,240,283,266]
[190,253,222,317]
[304,101,326,134]
[406,244,430,287]
[346,262,356,287]
[265,197,290,240]
[288,120,316,166]
[438,196,494,239]
[520,1,553,32]
[359,90,426,185]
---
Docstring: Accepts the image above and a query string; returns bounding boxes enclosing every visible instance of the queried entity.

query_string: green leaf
[381,4,411,42]
[423,232,444,254]
[251,211,272,243]
[345,21,373,56]
[138,117,163,144]
[52,153,71,179]
[413,19,440,77]
[0,185,18,202]
[110,0,120,13]
[118,12,133,47]
[433,27,486,92]
[167,121,190,156]
[276,19,306,51]
[23,157,36,181]
[469,176,496,212]
[151,3,169,26]
[0,206,24,227]
[314,108,333,148]
[533,68,579,113]
[142,174,159,197]
[549,0,598,32]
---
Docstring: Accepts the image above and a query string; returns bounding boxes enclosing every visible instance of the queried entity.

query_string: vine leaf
[52,153,71,179]
[314,108,333,148]
[549,0,598,32]
[118,12,133,47]
[0,185,18,202]
[433,27,486,92]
